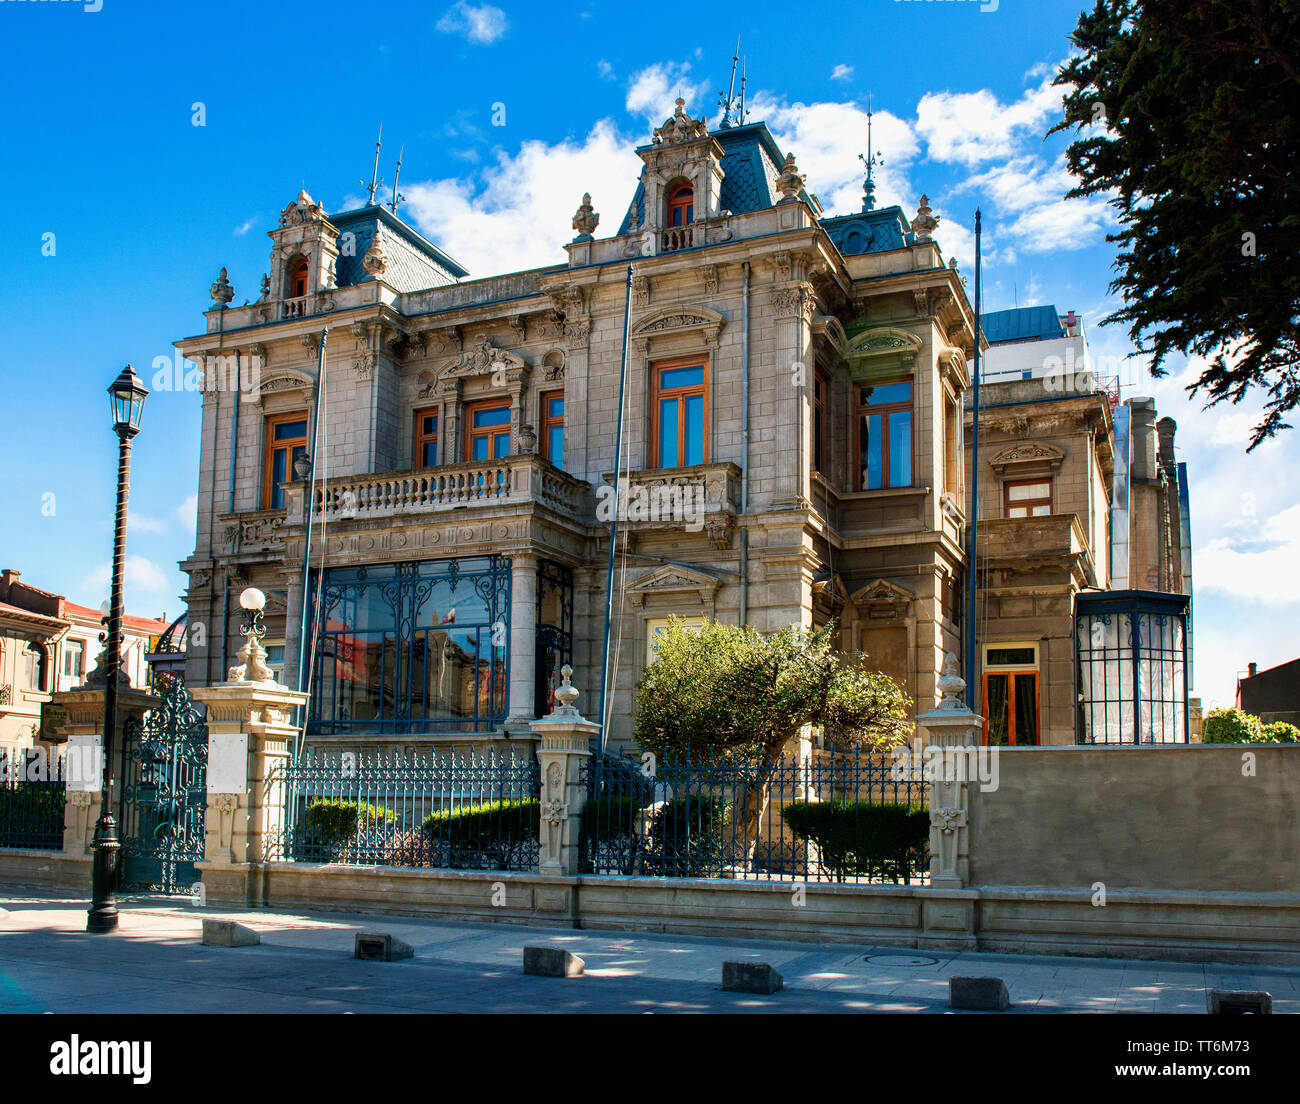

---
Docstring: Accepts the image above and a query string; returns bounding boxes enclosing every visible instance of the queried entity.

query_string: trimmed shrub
[644,793,734,877]
[782,801,929,883]
[304,799,396,844]
[421,798,539,869]
[1202,708,1265,744]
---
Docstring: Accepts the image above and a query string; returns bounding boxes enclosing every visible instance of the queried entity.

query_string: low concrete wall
[967,745,1300,892]
[190,860,1300,965]
[0,848,90,890]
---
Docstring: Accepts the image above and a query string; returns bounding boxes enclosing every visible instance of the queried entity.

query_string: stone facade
[177,103,979,753]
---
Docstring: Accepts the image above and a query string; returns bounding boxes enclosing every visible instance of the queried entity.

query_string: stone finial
[553,664,580,716]
[653,98,708,145]
[258,273,271,301]
[936,651,966,710]
[912,195,939,242]
[518,423,537,454]
[571,193,599,241]
[362,229,388,276]
[210,267,235,308]
[775,153,805,203]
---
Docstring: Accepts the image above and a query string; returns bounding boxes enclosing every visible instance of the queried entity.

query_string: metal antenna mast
[361,124,384,206]
[389,144,405,214]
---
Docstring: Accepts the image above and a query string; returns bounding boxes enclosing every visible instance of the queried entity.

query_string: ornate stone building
[177,100,979,753]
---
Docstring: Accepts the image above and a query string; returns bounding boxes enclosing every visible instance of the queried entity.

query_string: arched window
[290,258,309,299]
[667,182,694,228]
[24,642,49,693]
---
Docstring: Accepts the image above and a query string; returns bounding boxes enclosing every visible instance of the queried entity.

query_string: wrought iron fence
[579,747,930,885]
[263,748,540,872]
[0,753,66,851]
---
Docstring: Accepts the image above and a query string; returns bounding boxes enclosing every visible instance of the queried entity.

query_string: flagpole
[598,264,634,754]
[965,211,983,707]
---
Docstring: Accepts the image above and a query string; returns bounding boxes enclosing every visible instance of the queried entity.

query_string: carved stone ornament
[632,275,650,308]
[775,153,806,203]
[362,229,388,276]
[911,194,939,242]
[631,305,725,348]
[653,98,708,145]
[279,188,327,227]
[210,267,234,307]
[443,333,530,383]
[700,264,719,297]
[571,192,599,240]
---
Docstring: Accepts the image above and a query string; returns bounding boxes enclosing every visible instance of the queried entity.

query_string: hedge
[304,799,397,844]
[1203,707,1300,744]
[782,800,929,883]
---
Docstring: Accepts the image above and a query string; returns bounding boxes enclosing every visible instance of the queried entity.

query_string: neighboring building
[965,306,1194,746]
[177,99,980,754]
[0,568,168,755]
[1237,658,1300,728]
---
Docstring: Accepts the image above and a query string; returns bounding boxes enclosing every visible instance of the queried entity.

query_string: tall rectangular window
[813,368,829,477]
[264,413,308,509]
[983,644,1039,746]
[62,640,84,680]
[414,407,438,468]
[855,380,912,489]
[1005,479,1052,517]
[652,358,707,469]
[465,400,512,462]
[540,391,565,471]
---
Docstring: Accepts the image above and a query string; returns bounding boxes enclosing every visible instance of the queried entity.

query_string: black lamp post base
[86,907,119,933]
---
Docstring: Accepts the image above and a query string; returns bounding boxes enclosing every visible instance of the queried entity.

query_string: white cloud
[597,59,614,80]
[436,2,507,44]
[625,62,706,124]
[79,556,176,615]
[830,64,854,82]
[916,75,1062,166]
[1198,505,1300,603]
[234,218,255,236]
[403,119,642,277]
[174,494,198,531]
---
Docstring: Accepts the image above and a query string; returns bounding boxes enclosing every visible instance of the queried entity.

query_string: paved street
[1,887,1296,1014]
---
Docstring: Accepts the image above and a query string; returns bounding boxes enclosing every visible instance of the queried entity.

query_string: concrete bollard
[1208,990,1271,1014]
[523,946,585,977]
[949,976,1009,1010]
[722,961,783,994]
[201,919,261,948]
[354,932,414,962]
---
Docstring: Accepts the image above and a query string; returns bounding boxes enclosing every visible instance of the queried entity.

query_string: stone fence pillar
[916,653,983,890]
[47,681,156,860]
[191,594,307,906]
[529,666,597,875]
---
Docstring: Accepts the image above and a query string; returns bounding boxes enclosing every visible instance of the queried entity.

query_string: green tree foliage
[633,618,913,858]
[1052,1,1300,449]
[781,801,929,884]
[1202,707,1300,743]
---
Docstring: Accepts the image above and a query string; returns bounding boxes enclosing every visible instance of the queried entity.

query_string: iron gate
[118,676,208,895]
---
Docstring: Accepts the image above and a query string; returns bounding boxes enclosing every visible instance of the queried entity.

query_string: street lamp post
[87,365,148,934]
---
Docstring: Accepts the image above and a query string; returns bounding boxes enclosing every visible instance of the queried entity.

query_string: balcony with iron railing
[284,455,593,528]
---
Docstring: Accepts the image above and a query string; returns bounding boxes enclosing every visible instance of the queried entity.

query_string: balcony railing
[610,462,740,547]
[280,296,309,320]
[289,456,591,525]
[661,226,694,252]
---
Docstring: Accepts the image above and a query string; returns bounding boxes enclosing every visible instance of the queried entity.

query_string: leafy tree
[1051,1,1300,449]
[633,618,913,860]
[1203,707,1300,744]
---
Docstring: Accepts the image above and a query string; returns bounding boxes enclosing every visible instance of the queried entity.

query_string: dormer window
[290,258,309,299]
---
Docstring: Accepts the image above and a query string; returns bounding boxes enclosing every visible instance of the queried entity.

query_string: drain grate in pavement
[866,954,939,967]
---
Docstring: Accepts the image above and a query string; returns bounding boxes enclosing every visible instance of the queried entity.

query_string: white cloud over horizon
[436,2,507,44]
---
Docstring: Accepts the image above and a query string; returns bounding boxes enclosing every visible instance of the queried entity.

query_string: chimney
[1248,662,1257,677]
[0,568,18,599]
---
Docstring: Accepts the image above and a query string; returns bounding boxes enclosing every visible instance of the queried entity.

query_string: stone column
[504,551,538,736]
[530,666,597,875]
[47,681,156,859]
[916,652,983,889]
[191,613,307,906]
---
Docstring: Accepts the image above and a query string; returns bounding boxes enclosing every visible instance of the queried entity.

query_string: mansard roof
[820,205,915,257]
[330,204,469,290]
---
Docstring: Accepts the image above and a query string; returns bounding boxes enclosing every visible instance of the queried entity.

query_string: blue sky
[1,0,1295,710]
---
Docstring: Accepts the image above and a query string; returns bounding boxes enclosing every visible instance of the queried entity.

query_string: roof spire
[361,124,384,206]
[738,54,748,125]
[717,37,743,128]
[389,143,405,214]
[859,93,884,211]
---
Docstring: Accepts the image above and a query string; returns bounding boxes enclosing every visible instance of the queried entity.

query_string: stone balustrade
[286,455,592,526]
[607,461,740,548]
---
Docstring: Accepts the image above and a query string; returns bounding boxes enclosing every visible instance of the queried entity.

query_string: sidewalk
[2,887,1297,1014]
